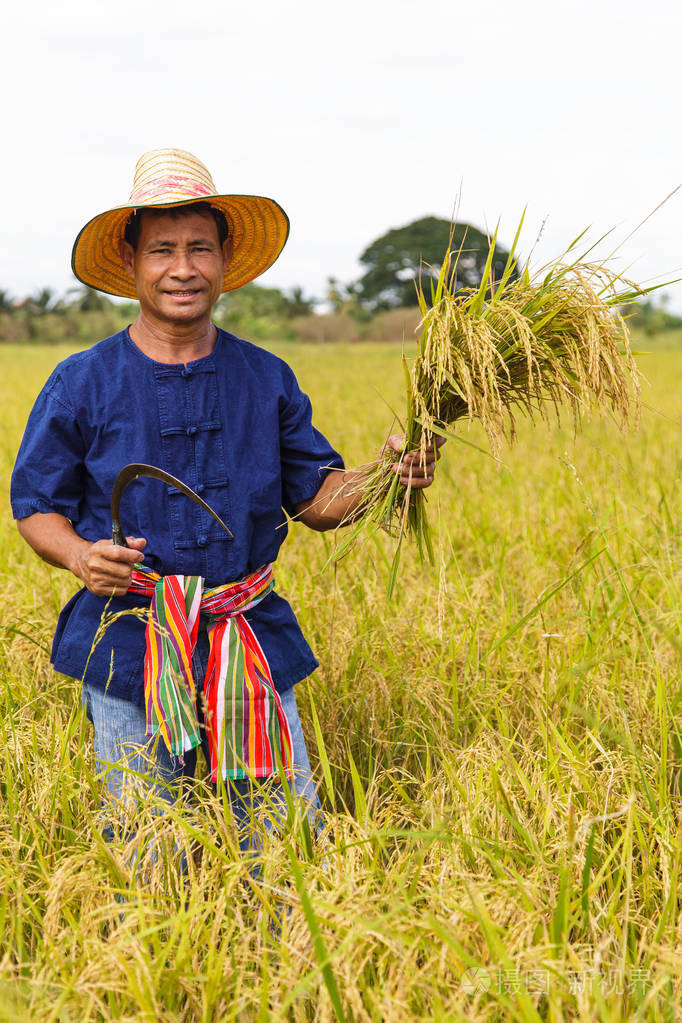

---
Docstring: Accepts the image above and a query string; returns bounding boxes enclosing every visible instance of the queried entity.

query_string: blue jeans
[82,629,322,851]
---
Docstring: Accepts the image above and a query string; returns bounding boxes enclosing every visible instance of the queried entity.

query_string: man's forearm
[294,467,372,531]
[16,513,147,596]
[17,513,91,578]
[294,434,444,532]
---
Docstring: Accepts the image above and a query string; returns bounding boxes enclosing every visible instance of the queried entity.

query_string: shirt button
[197,535,207,547]
[186,426,197,436]
[182,367,192,378]
[196,483,205,494]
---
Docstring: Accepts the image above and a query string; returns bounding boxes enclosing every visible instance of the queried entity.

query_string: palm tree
[25,288,57,317]
[66,285,112,313]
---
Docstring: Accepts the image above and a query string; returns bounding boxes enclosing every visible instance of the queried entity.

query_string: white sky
[3,0,682,308]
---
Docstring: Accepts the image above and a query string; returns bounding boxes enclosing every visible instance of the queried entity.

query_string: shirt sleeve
[279,365,344,516]
[10,371,85,522]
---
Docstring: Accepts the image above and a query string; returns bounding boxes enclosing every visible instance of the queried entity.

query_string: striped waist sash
[128,563,293,781]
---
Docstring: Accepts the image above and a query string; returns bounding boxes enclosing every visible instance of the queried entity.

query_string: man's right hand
[16,513,148,596]
[74,537,147,596]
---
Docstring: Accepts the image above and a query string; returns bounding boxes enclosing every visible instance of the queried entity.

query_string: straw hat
[71,149,290,299]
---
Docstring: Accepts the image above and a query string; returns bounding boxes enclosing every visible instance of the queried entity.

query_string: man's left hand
[383,434,445,489]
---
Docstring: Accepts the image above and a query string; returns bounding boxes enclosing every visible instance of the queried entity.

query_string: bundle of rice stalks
[334,218,646,594]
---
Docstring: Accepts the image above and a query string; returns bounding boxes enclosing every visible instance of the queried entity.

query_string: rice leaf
[287,847,348,1022]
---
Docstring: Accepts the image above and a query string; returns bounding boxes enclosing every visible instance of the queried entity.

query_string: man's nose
[168,248,196,277]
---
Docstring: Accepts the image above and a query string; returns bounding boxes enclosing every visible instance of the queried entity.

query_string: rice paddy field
[2,335,682,1022]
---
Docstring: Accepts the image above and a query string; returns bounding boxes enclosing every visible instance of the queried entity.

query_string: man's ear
[120,240,136,280]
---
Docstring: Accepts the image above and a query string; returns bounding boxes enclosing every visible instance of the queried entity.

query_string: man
[11,149,441,842]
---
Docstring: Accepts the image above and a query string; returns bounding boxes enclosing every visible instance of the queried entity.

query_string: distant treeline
[621,299,682,335]
[0,283,312,346]
[2,209,681,345]
[1,281,679,348]
[0,283,426,346]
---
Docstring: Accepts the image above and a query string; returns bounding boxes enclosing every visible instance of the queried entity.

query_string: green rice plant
[332,218,647,594]
[5,342,682,1020]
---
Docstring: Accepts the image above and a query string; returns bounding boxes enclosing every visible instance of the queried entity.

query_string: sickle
[111,462,233,547]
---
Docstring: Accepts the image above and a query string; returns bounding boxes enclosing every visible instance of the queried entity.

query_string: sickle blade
[111,462,233,546]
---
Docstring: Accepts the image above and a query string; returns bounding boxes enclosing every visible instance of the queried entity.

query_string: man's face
[120,209,232,328]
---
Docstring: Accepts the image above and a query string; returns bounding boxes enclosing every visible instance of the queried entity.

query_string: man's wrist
[67,536,91,581]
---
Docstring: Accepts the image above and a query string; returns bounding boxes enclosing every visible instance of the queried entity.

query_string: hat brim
[71,194,290,299]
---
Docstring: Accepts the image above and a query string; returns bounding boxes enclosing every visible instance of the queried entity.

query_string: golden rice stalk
[413,263,640,459]
[333,219,645,594]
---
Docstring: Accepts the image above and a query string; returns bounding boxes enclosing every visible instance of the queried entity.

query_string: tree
[356,216,516,311]
[621,296,682,336]
[214,283,294,322]
[285,286,314,318]
[215,283,316,322]
[66,285,115,313]
[23,287,59,317]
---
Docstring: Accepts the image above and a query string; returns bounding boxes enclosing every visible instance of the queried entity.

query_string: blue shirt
[10,327,344,704]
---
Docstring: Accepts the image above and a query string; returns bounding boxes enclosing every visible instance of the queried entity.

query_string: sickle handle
[112,521,128,547]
